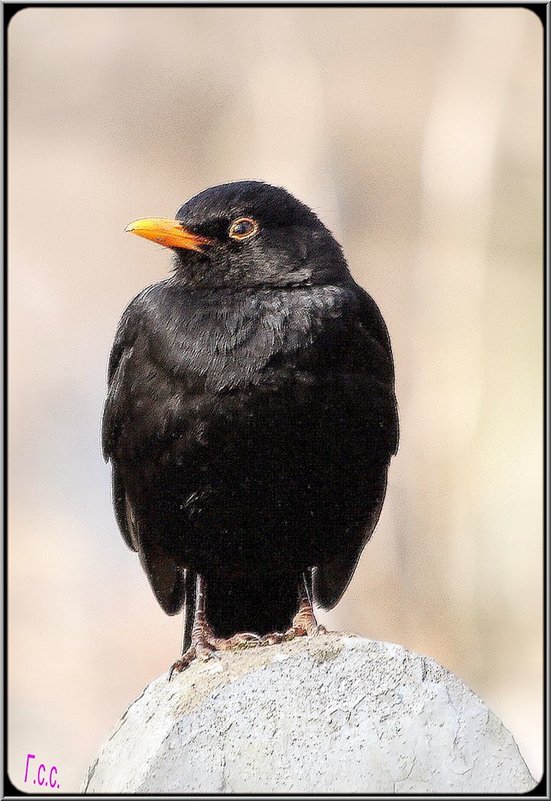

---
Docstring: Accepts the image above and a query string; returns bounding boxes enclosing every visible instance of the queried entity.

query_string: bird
[102,181,399,674]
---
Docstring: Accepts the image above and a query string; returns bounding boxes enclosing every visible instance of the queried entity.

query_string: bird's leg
[168,575,263,675]
[168,574,217,678]
[289,570,327,637]
[190,574,219,659]
[259,570,327,645]
[169,571,328,676]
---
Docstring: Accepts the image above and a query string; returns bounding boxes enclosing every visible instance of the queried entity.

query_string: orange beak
[125,218,213,252]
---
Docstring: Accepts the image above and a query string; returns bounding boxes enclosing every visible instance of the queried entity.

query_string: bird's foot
[258,623,324,645]
[260,631,288,645]
[212,632,263,651]
[168,622,330,678]
[306,623,328,636]
[168,630,264,678]
[168,646,197,679]
[291,608,327,637]
[168,640,222,679]
[168,613,222,679]
[212,624,326,649]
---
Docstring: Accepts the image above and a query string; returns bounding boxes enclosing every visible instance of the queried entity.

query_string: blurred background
[8,6,543,791]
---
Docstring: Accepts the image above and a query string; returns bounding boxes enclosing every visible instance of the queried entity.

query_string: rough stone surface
[82,635,535,794]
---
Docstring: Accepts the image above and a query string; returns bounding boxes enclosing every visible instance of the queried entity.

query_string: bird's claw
[284,625,308,640]
[309,623,327,636]
[196,642,219,661]
[168,646,197,680]
[260,631,285,646]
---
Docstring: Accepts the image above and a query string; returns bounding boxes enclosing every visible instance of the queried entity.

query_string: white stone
[82,635,536,794]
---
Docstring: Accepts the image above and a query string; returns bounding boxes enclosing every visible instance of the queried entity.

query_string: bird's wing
[102,302,141,552]
[137,544,187,616]
[313,472,388,610]
[102,296,186,615]
[313,286,399,609]
[353,285,399,455]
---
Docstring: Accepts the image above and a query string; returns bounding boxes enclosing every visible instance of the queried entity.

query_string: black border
[3,2,547,798]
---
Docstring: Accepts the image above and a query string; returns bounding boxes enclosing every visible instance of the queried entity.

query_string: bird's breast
[144,284,351,393]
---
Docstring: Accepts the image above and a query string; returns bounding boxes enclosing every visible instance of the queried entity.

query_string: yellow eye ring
[228,217,259,240]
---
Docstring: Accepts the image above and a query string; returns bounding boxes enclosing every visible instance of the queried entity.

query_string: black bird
[102,181,398,672]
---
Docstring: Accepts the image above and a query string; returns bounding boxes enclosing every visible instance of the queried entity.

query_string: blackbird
[102,181,399,672]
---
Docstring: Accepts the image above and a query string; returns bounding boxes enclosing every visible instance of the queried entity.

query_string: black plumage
[102,181,398,662]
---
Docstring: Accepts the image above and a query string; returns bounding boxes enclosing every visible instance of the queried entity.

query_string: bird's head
[126,181,349,289]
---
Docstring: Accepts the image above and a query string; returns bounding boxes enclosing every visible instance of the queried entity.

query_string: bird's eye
[228,217,258,241]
